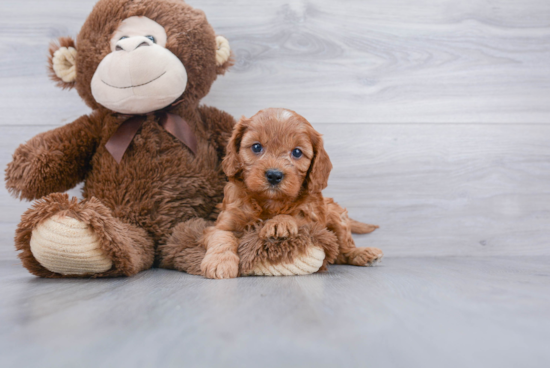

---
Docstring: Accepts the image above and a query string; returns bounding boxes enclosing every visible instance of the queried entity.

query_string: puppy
[201,108,382,279]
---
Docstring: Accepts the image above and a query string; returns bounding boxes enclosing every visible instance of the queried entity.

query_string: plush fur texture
[159,218,210,276]
[237,223,339,275]
[15,193,155,278]
[196,108,382,278]
[5,0,235,278]
[157,217,339,277]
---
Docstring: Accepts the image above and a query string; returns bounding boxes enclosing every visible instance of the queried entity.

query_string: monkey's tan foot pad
[30,214,113,275]
[244,245,325,276]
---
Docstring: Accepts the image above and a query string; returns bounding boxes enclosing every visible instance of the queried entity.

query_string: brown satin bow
[105,112,198,164]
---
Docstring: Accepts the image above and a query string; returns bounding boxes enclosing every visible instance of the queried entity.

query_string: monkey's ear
[215,35,234,75]
[48,37,77,89]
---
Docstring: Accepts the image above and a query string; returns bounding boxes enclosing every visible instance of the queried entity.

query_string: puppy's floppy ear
[222,116,250,178]
[48,37,77,89]
[305,129,333,194]
[215,35,234,75]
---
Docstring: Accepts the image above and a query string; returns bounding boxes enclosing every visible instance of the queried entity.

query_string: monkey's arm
[5,114,101,201]
[198,105,236,160]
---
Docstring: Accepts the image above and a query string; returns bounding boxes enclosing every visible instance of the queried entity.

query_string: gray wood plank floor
[1,257,549,368]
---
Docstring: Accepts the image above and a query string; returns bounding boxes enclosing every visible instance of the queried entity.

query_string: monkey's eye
[119,36,129,41]
[292,148,303,158]
[251,143,263,154]
[145,35,156,43]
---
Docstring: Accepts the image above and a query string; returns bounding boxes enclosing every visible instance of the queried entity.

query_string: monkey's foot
[244,245,325,276]
[30,214,113,275]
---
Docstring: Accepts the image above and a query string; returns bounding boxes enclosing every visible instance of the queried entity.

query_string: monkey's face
[90,17,187,114]
[48,0,233,114]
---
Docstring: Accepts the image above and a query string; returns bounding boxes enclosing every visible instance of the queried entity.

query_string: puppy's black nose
[266,169,284,185]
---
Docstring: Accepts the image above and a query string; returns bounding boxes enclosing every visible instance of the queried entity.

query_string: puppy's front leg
[260,215,299,239]
[201,227,240,279]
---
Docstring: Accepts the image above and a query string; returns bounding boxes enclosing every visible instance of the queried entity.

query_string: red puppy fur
[201,108,382,279]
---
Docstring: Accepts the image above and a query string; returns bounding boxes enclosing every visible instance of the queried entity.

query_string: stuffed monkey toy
[6,0,237,278]
[6,0,332,279]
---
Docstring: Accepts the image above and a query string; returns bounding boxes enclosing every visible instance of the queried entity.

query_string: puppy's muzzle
[266,169,284,185]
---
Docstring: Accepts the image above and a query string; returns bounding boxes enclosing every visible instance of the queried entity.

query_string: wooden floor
[1,257,549,368]
[1,0,550,366]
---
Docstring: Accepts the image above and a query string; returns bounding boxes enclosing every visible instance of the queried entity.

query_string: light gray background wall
[1,0,549,260]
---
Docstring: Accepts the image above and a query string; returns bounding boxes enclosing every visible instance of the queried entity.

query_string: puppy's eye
[292,148,303,158]
[251,143,263,154]
[145,35,156,43]
[119,36,129,41]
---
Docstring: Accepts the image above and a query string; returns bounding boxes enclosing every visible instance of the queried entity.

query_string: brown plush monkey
[5,0,237,278]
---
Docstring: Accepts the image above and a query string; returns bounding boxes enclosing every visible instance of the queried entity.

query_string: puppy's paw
[201,249,239,279]
[260,215,299,240]
[348,247,384,266]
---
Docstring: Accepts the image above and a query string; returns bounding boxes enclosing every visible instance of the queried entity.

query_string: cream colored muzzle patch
[91,40,187,114]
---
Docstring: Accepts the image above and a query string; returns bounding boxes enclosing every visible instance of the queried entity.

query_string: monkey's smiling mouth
[101,71,167,89]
